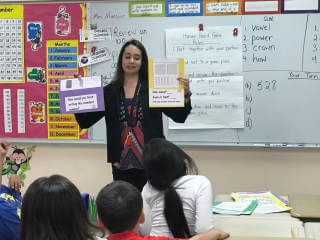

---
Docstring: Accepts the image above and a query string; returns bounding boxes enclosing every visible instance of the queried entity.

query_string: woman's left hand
[178,77,191,103]
[178,77,190,94]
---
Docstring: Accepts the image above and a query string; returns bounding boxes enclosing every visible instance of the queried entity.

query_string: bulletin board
[1,0,320,147]
[0,3,89,142]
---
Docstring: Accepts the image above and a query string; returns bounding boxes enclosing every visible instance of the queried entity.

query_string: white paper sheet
[170,76,244,129]
[166,26,244,129]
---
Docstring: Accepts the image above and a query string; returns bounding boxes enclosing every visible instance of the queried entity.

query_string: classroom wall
[3,144,320,197]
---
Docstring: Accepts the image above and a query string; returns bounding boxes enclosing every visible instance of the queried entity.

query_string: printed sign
[78,47,111,67]
[79,29,112,42]
[59,76,105,114]
[148,58,185,108]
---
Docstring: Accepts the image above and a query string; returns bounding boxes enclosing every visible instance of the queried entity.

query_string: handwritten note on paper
[129,1,165,17]
[166,1,202,16]
[148,58,184,107]
[166,26,243,129]
[205,1,240,15]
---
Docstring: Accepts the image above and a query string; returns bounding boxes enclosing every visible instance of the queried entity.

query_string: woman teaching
[75,39,192,191]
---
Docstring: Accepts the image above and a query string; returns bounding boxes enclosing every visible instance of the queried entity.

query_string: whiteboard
[87,2,320,147]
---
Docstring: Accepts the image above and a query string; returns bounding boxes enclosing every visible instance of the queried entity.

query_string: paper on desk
[213,200,258,215]
[231,191,292,214]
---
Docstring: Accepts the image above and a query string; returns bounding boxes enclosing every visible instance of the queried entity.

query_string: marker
[270,143,287,147]
[253,144,265,147]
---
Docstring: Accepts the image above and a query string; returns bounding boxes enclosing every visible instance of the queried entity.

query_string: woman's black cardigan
[75,83,192,164]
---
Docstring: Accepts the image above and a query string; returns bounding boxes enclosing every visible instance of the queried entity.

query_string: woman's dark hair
[110,39,149,89]
[142,138,198,238]
[20,175,101,240]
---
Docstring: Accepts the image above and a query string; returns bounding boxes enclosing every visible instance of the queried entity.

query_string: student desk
[304,222,320,240]
[289,194,320,240]
[213,195,306,238]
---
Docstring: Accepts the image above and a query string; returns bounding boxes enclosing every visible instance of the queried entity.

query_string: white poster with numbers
[0,5,24,83]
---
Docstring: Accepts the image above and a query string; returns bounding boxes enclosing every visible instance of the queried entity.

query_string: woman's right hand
[74,73,82,79]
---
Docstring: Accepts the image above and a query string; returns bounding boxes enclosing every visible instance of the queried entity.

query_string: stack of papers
[213,200,258,215]
[231,191,292,214]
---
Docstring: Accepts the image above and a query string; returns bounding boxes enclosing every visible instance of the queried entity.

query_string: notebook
[289,194,320,219]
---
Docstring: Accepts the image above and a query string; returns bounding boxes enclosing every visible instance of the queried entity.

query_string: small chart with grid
[0,6,24,83]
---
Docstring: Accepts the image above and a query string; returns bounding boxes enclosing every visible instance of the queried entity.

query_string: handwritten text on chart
[172,76,244,129]
[166,26,242,76]
[288,71,320,80]
[92,26,149,83]
[166,26,243,129]
[166,26,242,77]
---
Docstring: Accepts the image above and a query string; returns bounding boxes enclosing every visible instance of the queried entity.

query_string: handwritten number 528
[257,80,277,91]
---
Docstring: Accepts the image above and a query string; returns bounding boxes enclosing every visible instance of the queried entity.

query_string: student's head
[20,175,99,240]
[113,39,148,86]
[142,138,198,238]
[96,181,143,233]
[142,138,198,190]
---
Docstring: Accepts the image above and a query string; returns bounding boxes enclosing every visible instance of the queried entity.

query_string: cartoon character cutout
[27,67,46,84]
[29,101,45,123]
[55,6,71,36]
[2,146,35,180]
[27,22,42,51]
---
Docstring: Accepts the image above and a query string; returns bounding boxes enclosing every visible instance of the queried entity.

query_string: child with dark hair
[140,138,213,238]
[96,181,228,240]
[75,39,192,192]
[19,174,102,240]
[0,141,25,240]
